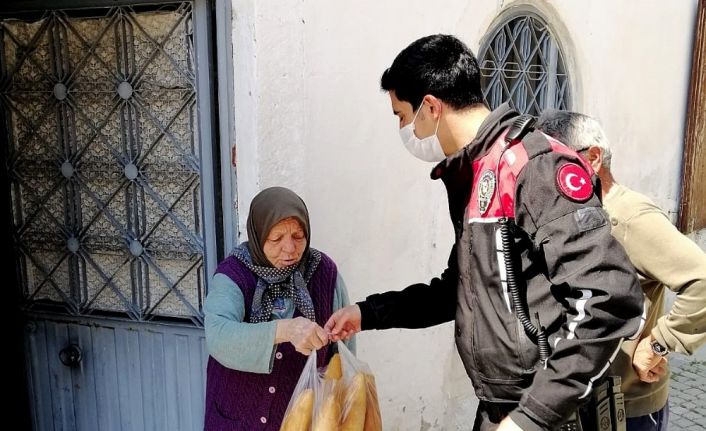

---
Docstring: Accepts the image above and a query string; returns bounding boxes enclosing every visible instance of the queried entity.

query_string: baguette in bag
[280,388,314,431]
[280,342,382,431]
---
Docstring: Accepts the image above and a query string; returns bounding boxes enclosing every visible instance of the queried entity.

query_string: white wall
[690,229,706,250]
[542,1,698,222]
[230,1,700,429]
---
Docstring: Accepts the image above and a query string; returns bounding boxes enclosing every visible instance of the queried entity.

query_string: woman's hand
[324,304,361,342]
[276,317,329,356]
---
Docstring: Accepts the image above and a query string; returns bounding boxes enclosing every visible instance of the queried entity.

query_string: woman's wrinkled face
[263,217,307,268]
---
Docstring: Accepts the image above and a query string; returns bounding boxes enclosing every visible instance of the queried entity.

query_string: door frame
[680,0,706,234]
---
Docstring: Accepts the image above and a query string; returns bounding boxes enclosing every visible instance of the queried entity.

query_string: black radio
[559,411,583,431]
[560,376,625,431]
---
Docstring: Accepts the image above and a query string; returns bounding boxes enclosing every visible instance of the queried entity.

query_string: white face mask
[399,102,446,162]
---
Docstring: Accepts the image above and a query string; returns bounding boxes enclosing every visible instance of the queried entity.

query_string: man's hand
[497,416,523,430]
[275,317,329,356]
[633,336,669,383]
[324,304,362,342]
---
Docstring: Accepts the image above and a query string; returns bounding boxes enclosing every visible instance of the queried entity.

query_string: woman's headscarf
[245,186,311,267]
[232,187,321,323]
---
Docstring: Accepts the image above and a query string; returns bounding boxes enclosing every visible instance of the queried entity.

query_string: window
[479,10,571,116]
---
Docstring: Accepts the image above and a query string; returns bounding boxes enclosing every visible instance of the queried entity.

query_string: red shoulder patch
[556,163,593,202]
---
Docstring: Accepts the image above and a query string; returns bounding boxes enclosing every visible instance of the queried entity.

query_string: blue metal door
[0,1,226,429]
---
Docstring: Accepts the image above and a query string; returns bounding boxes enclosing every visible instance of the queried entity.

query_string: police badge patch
[478,170,496,215]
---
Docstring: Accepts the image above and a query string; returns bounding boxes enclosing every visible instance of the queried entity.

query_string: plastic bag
[280,341,382,431]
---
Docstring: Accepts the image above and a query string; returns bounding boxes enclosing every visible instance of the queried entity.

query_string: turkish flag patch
[556,163,593,202]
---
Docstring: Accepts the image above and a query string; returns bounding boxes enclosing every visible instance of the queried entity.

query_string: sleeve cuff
[357,300,376,331]
[514,391,567,431]
[508,409,547,431]
[253,321,278,374]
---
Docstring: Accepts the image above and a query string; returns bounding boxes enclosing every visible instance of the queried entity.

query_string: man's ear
[585,146,603,172]
[422,94,443,120]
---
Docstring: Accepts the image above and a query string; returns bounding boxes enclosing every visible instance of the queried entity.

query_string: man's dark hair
[535,109,575,143]
[380,34,485,110]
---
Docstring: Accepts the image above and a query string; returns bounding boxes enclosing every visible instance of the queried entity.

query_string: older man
[537,110,706,431]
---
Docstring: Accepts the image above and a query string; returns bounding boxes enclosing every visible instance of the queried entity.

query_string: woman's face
[263,217,307,268]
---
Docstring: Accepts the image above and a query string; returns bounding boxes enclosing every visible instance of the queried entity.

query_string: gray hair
[536,110,612,168]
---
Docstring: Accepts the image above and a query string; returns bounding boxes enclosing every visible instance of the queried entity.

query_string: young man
[536,110,706,431]
[326,35,645,431]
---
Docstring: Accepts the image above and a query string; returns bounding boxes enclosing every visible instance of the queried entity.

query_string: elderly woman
[203,187,354,430]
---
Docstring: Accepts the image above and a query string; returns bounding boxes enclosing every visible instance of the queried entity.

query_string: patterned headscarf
[234,187,319,323]
[232,245,320,323]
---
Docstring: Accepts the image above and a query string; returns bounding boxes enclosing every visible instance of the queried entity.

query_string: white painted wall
[690,228,706,250]
[230,1,700,429]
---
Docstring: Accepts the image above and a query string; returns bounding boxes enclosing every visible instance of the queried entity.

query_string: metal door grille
[479,13,571,116]
[0,2,208,325]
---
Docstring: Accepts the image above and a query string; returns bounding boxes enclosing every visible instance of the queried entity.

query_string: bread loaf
[324,353,342,381]
[280,388,314,431]
[363,375,382,431]
[313,392,341,431]
[340,374,367,431]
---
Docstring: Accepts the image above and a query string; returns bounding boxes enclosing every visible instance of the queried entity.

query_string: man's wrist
[649,334,669,357]
[357,300,374,330]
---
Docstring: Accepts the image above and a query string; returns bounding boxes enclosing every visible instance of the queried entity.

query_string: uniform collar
[430,102,519,181]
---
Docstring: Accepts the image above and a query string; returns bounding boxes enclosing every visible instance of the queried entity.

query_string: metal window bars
[0,2,207,325]
[480,14,571,116]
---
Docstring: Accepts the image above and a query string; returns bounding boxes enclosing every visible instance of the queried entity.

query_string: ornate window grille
[479,12,571,116]
[0,2,210,325]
